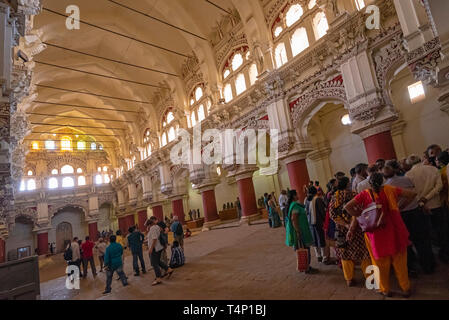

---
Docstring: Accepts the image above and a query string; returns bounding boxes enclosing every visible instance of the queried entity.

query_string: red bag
[296,240,309,272]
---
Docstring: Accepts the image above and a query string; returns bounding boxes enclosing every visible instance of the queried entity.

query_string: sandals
[151,280,162,286]
[167,270,174,279]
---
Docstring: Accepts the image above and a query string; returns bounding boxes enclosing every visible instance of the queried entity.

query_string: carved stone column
[233,165,260,224]
[341,49,398,164]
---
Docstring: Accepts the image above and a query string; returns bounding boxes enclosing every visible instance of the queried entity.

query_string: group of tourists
[65,215,186,294]
[284,144,449,298]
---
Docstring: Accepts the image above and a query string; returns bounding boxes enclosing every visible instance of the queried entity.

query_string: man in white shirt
[69,237,82,276]
[278,190,288,227]
[406,154,448,263]
[356,165,379,194]
[352,163,368,193]
[147,216,173,286]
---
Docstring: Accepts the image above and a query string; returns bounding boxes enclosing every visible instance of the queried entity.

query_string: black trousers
[281,207,288,227]
[430,206,449,260]
[401,207,435,273]
[83,256,97,277]
[150,249,168,278]
[132,250,146,273]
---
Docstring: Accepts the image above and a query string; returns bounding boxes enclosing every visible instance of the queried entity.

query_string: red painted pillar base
[172,199,185,225]
[88,222,98,242]
[236,177,258,217]
[0,238,5,263]
[201,189,220,223]
[363,131,397,165]
[152,205,164,222]
[137,210,148,231]
[286,159,310,203]
[125,215,135,235]
[118,217,127,235]
[37,232,48,256]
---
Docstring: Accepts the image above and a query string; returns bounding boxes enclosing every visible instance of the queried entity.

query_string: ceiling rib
[42,7,191,58]
[35,84,150,104]
[106,0,208,41]
[30,123,127,130]
[26,112,134,123]
[35,60,169,89]
[204,0,232,14]
[31,131,123,137]
[43,42,180,77]
[32,101,140,114]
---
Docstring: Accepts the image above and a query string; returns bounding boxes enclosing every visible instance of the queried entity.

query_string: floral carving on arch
[290,75,348,127]
[48,202,89,220]
[46,154,87,174]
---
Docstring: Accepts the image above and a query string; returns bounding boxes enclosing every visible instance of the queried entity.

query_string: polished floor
[39,221,449,300]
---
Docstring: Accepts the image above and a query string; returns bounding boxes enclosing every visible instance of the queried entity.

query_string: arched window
[45,140,55,150]
[103,174,111,184]
[62,177,74,188]
[195,87,203,101]
[168,127,175,142]
[27,179,36,191]
[197,104,205,122]
[235,73,247,95]
[27,170,33,176]
[61,165,74,174]
[48,177,58,189]
[313,12,329,40]
[103,166,108,172]
[286,4,304,27]
[91,142,96,150]
[291,27,309,56]
[231,53,243,71]
[61,136,72,151]
[32,142,39,150]
[78,176,86,186]
[161,132,167,147]
[249,64,258,86]
[223,69,230,79]
[77,141,86,150]
[166,112,174,125]
[274,26,283,38]
[76,168,83,173]
[191,110,197,126]
[95,174,103,185]
[355,0,365,10]
[308,0,317,9]
[20,180,26,191]
[51,169,58,175]
[275,43,288,67]
[224,83,233,103]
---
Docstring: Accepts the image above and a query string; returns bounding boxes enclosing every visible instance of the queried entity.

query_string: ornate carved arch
[290,76,348,128]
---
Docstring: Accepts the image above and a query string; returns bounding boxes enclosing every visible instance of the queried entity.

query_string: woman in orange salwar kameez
[344,172,417,298]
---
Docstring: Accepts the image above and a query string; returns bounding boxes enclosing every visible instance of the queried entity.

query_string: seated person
[184,228,192,238]
[169,241,185,268]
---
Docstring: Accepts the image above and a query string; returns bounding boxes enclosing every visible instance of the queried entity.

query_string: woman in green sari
[285,189,319,274]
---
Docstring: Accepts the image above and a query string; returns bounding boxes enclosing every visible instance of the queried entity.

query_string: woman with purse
[285,190,319,274]
[344,172,416,297]
[329,177,370,287]
[268,194,281,228]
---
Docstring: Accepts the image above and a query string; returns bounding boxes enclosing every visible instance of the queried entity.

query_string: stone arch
[289,76,348,139]
[48,203,88,221]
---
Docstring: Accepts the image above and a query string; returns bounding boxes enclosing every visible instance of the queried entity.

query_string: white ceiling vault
[28,0,271,166]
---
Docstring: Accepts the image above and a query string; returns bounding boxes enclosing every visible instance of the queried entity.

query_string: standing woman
[329,177,371,286]
[344,172,416,297]
[268,194,281,228]
[305,186,328,263]
[285,190,319,274]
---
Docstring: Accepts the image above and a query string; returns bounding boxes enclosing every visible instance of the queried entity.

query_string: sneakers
[317,257,323,263]
[102,290,111,294]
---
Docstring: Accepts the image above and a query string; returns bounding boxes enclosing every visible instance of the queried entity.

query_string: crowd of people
[64,215,187,294]
[283,144,449,298]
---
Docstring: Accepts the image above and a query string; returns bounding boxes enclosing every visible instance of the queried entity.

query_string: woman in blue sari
[268,194,281,228]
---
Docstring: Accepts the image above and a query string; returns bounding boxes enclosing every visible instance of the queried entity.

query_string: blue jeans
[105,266,127,292]
[132,250,146,274]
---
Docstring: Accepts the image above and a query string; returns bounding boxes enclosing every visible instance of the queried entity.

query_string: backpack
[175,222,183,236]
[63,244,73,261]
[159,232,167,248]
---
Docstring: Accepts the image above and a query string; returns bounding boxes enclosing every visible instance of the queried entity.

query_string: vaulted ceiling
[29,0,261,165]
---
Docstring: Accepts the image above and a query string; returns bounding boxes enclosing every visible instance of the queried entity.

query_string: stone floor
[39,221,449,300]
